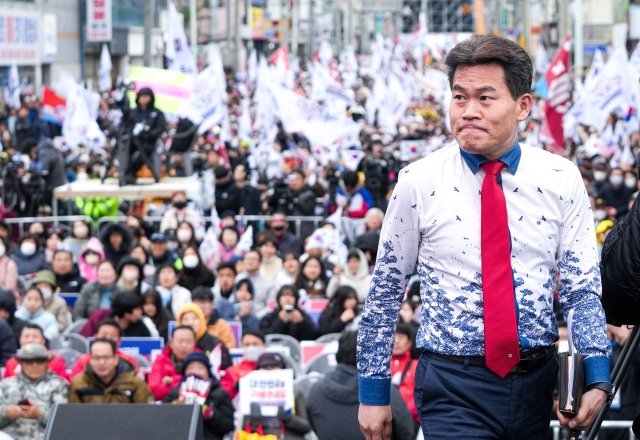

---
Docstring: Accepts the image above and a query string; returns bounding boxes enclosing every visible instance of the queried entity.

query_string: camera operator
[122,87,166,183]
[268,169,316,239]
[22,138,65,208]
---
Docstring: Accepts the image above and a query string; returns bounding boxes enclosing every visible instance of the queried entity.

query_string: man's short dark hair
[53,250,73,260]
[96,318,122,338]
[111,293,142,318]
[215,167,229,179]
[22,323,44,338]
[158,262,179,276]
[290,168,304,178]
[246,248,262,261]
[342,170,359,188]
[257,234,279,250]
[444,34,533,100]
[336,331,358,366]
[217,262,237,276]
[91,338,117,356]
[242,328,265,343]
[172,325,197,339]
[191,286,214,302]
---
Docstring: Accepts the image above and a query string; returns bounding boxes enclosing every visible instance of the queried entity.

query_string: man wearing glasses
[0,343,68,440]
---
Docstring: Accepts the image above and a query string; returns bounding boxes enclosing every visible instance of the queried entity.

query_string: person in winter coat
[78,237,105,283]
[206,227,242,269]
[122,87,166,182]
[219,279,260,330]
[318,286,360,336]
[0,315,17,367]
[260,285,319,341]
[269,213,302,255]
[234,163,262,214]
[258,235,283,280]
[220,329,266,400]
[274,251,300,290]
[241,352,311,440]
[214,167,242,216]
[0,236,20,302]
[326,249,372,303]
[391,323,420,429]
[268,169,317,238]
[62,220,91,259]
[163,352,235,440]
[176,303,231,377]
[0,343,68,440]
[148,325,198,401]
[52,250,86,293]
[100,223,133,266]
[191,286,236,349]
[69,338,153,403]
[0,288,27,345]
[159,192,204,238]
[4,324,68,381]
[142,289,174,342]
[332,170,374,219]
[35,137,67,206]
[15,287,59,341]
[157,263,191,317]
[179,246,215,292]
[306,332,414,440]
[294,256,329,299]
[114,256,147,296]
[10,233,47,278]
[72,261,129,321]
[33,270,68,333]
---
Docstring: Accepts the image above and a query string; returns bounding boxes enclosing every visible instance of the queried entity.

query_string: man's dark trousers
[414,351,558,439]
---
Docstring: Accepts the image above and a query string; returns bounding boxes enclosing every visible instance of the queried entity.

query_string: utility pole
[210,0,217,44]
[246,0,253,52]
[308,0,315,60]
[235,0,242,71]
[282,0,290,52]
[145,0,156,67]
[574,0,584,82]
[523,0,531,52]
[291,0,299,57]
[495,0,501,36]
[421,0,427,26]
[190,0,197,57]
[227,0,232,47]
[559,0,570,42]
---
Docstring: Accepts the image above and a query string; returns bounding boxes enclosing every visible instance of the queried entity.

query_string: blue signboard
[60,293,79,309]
[87,337,164,356]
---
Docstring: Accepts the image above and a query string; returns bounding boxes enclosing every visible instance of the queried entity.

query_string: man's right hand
[359,403,392,440]
[6,405,22,420]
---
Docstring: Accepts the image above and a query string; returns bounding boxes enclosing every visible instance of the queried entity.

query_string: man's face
[109,232,123,250]
[150,241,167,257]
[193,299,213,319]
[19,358,48,381]
[138,94,151,109]
[159,267,178,289]
[207,151,220,167]
[218,268,236,291]
[244,251,261,273]
[52,252,73,275]
[95,324,121,346]
[242,334,265,349]
[392,333,412,357]
[20,328,46,347]
[449,63,531,159]
[271,215,288,236]
[234,165,247,182]
[18,108,28,119]
[287,173,304,192]
[90,342,119,381]
[170,329,196,361]
[124,307,143,323]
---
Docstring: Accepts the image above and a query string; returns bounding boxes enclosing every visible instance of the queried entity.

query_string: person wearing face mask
[159,191,205,240]
[600,168,635,218]
[63,221,91,259]
[591,158,610,197]
[220,329,266,400]
[178,246,215,292]
[176,221,200,251]
[10,234,47,278]
[78,237,106,283]
[624,170,638,192]
[33,270,69,333]
[0,236,20,303]
[148,233,181,286]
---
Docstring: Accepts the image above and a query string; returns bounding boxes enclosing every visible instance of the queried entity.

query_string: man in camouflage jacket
[0,343,68,440]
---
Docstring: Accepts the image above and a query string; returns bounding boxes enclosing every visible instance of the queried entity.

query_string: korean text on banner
[239,369,294,417]
[87,0,112,42]
[0,10,40,65]
[128,66,192,115]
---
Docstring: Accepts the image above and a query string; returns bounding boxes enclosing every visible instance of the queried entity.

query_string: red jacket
[220,359,257,399]
[148,346,200,401]
[4,350,68,382]
[390,351,419,423]
[69,350,139,380]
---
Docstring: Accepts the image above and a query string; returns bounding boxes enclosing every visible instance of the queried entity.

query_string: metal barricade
[549,420,636,440]
[3,216,94,237]
[95,216,165,235]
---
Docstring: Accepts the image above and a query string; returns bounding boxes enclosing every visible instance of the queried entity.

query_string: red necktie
[480,161,520,378]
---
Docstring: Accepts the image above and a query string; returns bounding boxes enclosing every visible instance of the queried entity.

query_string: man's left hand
[557,389,608,431]
[20,401,42,420]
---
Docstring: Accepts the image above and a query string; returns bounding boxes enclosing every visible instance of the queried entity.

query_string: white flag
[98,43,113,92]
[247,48,257,83]
[238,99,252,143]
[3,63,20,109]
[182,64,227,134]
[535,44,549,75]
[235,226,254,255]
[165,2,197,74]
[341,149,365,171]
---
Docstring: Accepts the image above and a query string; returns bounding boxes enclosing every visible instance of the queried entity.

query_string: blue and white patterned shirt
[357,141,612,406]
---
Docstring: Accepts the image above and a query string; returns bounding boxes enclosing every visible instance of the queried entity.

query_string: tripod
[103,126,160,186]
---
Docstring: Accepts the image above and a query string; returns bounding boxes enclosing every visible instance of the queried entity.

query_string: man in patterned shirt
[358,35,611,439]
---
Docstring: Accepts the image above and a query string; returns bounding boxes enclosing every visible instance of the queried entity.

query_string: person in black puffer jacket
[260,285,319,341]
[163,352,235,440]
[0,288,27,345]
[100,223,133,266]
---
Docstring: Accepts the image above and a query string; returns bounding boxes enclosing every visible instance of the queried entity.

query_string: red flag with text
[543,37,571,154]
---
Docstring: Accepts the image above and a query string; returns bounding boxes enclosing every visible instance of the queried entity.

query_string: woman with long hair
[318,285,361,335]
[294,256,329,299]
[178,246,215,291]
[142,288,174,341]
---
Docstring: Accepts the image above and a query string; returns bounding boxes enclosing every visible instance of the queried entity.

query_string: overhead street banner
[87,0,112,42]
[0,9,40,65]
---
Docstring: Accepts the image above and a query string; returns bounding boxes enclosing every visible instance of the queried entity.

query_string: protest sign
[178,375,213,405]
[128,66,192,115]
[239,369,294,417]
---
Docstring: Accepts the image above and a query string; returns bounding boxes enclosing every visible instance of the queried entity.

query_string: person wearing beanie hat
[177,303,231,378]
[34,268,69,333]
[163,351,235,440]
[191,286,236,349]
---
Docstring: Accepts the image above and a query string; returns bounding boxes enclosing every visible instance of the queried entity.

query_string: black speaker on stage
[44,403,204,440]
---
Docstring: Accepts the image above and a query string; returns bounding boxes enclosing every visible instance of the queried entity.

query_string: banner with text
[87,0,112,42]
[239,369,294,417]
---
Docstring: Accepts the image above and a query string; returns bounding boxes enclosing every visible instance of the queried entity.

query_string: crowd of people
[0,33,637,440]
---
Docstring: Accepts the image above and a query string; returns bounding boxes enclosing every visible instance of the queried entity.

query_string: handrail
[3,215,94,236]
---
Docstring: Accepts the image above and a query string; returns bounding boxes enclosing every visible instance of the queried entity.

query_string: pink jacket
[78,238,105,283]
[0,255,20,303]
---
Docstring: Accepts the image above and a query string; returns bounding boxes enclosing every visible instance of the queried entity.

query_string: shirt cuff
[584,356,611,387]
[359,376,391,406]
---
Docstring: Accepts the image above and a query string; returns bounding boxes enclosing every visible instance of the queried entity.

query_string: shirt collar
[460,139,521,175]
